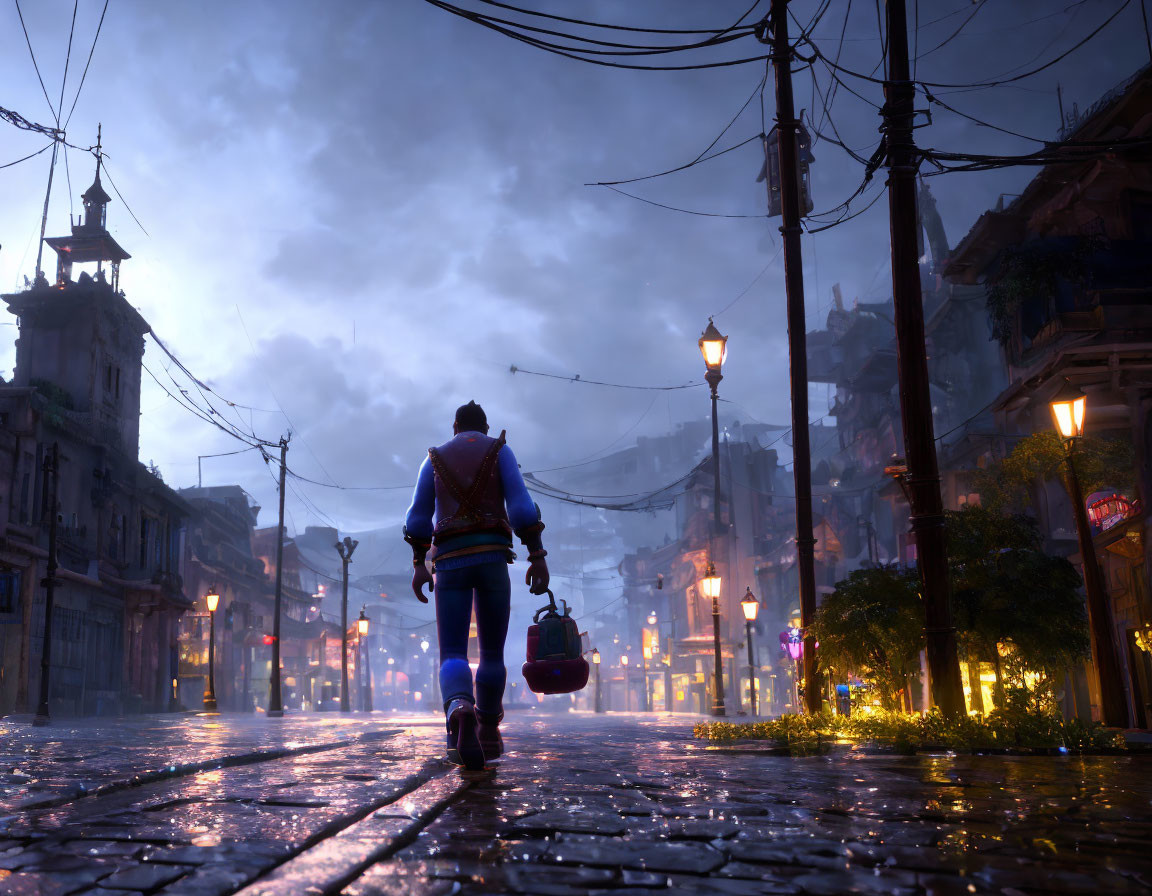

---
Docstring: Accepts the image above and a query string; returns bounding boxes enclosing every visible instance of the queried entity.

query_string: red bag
[522,590,589,694]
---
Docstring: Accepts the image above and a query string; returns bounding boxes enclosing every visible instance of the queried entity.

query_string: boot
[445,698,485,771]
[477,710,503,760]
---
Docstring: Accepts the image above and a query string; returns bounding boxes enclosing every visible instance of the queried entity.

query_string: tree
[975,431,1136,515]
[947,506,1089,710]
[810,566,924,712]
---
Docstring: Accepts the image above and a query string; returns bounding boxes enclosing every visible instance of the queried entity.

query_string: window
[0,571,20,614]
[140,516,151,568]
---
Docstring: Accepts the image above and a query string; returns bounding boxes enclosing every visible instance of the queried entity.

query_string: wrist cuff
[403,527,431,565]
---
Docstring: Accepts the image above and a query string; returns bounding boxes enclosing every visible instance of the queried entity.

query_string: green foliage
[985,236,1100,346]
[976,431,1136,514]
[809,566,924,712]
[30,377,75,411]
[694,708,1125,753]
[947,505,1090,698]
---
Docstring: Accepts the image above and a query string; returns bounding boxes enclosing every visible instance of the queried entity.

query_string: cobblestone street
[0,712,1150,895]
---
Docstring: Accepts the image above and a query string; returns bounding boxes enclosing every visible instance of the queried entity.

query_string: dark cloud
[2,0,1148,552]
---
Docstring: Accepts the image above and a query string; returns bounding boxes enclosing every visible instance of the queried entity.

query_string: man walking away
[403,401,549,770]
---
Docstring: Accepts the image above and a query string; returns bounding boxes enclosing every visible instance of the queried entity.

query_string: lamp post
[699,318,729,718]
[621,653,630,712]
[642,645,653,712]
[700,565,726,717]
[1050,382,1129,727]
[357,607,370,712]
[741,587,760,717]
[592,648,604,713]
[33,442,60,727]
[203,585,220,712]
[335,536,359,712]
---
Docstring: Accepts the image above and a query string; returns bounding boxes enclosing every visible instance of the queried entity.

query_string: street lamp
[642,645,653,712]
[592,648,604,713]
[335,536,359,712]
[203,585,220,712]
[741,587,760,716]
[620,653,629,712]
[356,607,370,712]
[700,563,726,717]
[1049,382,1128,727]
[699,318,728,718]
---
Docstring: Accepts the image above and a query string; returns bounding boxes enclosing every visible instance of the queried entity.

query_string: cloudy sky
[1,0,1148,557]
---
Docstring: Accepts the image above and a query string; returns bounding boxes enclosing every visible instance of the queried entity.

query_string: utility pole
[883,0,966,717]
[267,435,290,718]
[761,0,821,715]
[335,536,358,713]
[33,443,60,727]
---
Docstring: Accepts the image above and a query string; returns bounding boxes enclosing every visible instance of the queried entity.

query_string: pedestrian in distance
[403,401,550,770]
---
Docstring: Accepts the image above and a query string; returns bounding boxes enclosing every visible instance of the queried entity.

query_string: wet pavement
[0,712,1149,894]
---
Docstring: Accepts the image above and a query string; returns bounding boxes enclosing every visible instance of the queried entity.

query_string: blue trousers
[435,561,510,718]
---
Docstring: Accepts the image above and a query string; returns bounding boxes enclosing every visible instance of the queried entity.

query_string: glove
[525,557,549,595]
[412,563,433,603]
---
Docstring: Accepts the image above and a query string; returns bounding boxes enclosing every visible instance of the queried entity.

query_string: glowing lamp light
[647,611,657,626]
[205,586,220,613]
[741,587,759,622]
[1050,381,1086,440]
[643,645,652,661]
[591,648,601,665]
[621,654,629,667]
[699,318,728,373]
[700,563,722,600]
[357,607,369,636]
[262,634,275,646]
[420,638,430,653]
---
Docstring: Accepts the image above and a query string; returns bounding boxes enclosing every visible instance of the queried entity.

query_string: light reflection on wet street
[0,713,1148,894]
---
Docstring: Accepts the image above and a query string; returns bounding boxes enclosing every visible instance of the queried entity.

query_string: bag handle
[533,589,569,624]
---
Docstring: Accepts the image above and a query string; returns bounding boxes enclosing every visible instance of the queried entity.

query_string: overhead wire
[98,160,148,236]
[507,364,701,391]
[63,0,110,129]
[14,0,58,121]
[474,0,761,36]
[0,142,54,170]
[421,0,772,71]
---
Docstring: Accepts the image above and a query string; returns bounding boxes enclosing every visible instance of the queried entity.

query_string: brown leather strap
[429,433,506,524]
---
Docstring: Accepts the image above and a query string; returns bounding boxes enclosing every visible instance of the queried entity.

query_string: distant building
[0,156,191,717]
[945,64,1152,727]
[178,485,268,711]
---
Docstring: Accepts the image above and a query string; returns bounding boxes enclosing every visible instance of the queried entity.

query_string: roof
[81,174,112,205]
[45,232,131,264]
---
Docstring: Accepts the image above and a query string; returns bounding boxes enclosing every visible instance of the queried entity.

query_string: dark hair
[455,401,488,432]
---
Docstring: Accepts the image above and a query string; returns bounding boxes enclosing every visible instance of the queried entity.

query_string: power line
[712,243,782,318]
[601,184,768,218]
[586,133,762,188]
[64,0,110,130]
[421,0,772,71]
[14,0,58,121]
[474,0,761,36]
[805,0,1132,90]
[0,142,53,170]
[56,1,79,131]
[99,159,148,236]
[507,364,702,391]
